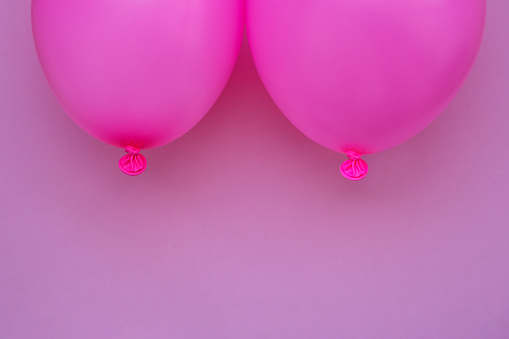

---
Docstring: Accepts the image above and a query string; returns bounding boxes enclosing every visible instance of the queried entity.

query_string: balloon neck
[340,151,368,181]
[346,150,362,161]
[119,146,147,176]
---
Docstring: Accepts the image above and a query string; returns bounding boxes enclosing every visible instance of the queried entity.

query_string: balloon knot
[125,145,140,156]
[340,151,368,181]
[346,150,362,161]
[119,146,147,176]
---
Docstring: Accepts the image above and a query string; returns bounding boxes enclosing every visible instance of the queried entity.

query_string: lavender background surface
[1,1,508,338]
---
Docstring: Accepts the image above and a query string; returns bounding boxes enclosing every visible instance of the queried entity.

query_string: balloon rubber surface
[32,0,245,150]
[246,0,486,155]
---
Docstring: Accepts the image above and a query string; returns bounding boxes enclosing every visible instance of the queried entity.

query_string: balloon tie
[340,150,368,181]
[346,150,362,161]
[118,145,147,176]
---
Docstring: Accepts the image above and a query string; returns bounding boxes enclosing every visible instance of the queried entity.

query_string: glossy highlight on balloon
[32,0,244,175]
[246,0,486,180]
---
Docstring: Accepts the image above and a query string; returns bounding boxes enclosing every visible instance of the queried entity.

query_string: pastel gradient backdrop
[1,1,508,338]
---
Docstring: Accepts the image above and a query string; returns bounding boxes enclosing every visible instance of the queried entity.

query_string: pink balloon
[32,0,244,175]
[247,0,485,180]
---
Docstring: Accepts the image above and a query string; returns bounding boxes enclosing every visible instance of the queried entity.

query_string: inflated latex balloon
[33,0,244,175]
[247,0,485,180]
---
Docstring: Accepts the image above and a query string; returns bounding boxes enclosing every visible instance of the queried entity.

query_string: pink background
[1,1,508,338]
